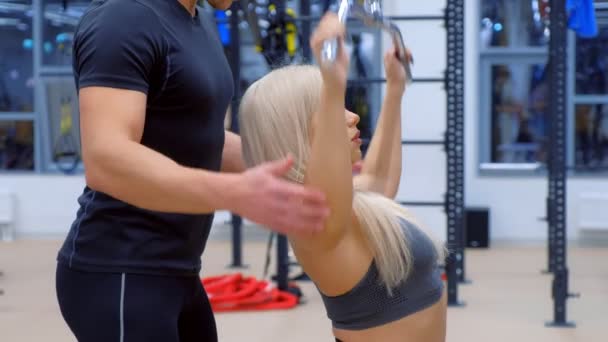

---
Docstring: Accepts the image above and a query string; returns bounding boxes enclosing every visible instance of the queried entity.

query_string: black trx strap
[261,1,299,67]
[53,97,80,174]
[240,0,299,68]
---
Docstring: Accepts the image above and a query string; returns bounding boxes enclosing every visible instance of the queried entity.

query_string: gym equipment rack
[444,0,467,305]
[227,1,246,269]
[544,0,576,328]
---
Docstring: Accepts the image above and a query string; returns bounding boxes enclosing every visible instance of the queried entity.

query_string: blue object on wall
[44,41,54,54]
[215,10,230,46]
[22,38,33,50]
[566,0,598,38]
[56,32,72,44]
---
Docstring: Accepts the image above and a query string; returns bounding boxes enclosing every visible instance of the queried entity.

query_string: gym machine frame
[227,1,246,269]
[443,0,467,306]
[224,0,467,307]
[544,0,576,328]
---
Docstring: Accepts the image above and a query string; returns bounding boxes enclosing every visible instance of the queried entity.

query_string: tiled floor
[0,234,606,342]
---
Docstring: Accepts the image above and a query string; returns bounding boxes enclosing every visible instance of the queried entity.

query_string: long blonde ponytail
[353,190,446,293]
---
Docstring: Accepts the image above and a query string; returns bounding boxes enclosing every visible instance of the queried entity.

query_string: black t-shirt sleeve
[73,1,166,94]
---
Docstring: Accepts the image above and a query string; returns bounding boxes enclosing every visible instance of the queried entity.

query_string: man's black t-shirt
[57,0,234,275]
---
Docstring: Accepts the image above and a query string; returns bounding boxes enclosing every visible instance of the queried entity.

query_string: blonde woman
[239,14,447,342]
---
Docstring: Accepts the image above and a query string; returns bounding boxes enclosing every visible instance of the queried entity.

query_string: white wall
[383,0,450,241]
[462,0,608,242]
[2,175,84,237]
[3,0,607,243]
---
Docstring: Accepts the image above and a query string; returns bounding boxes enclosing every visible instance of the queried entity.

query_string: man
[55,0,329,341]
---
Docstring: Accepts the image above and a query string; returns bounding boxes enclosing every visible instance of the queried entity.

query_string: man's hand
[231,155,330,237]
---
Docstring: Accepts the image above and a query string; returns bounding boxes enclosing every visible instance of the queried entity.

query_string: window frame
[477,0,608,177]
[567,22,608,176]
[477,0,552,175]
[0,0,82,174]
[38,73,83,173]
[37,0,84,173]
[478,53,550,169]
[0,117,38,174]
[40,0,85,69]
[0,0,39,173]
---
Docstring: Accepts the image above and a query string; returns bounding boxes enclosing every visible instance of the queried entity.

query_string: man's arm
[81,87,239,214]
[81,87,328,235]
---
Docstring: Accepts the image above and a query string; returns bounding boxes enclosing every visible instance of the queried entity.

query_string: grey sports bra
[318,219,444,331]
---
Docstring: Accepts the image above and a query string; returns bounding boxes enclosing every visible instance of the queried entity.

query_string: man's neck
[177,0,197,16]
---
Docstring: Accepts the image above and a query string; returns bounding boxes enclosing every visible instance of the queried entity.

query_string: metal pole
[270,0,291,291]
[229,215,245,268]
[459,210,471,284]
[545,82,556,274]
[276,234,290,291]
[299,0,312,62]
[543,196,556,274]
[445,0,466,307]
[545,0,575,328]
[228,2,246,268]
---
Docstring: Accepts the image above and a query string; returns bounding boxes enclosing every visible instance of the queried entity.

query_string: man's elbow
[84,165,106,192]
[82,146,115,193]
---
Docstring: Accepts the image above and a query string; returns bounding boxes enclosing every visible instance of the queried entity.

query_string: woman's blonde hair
[239,64,445,292]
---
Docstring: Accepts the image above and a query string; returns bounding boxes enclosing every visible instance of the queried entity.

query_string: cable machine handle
[320,0,351,67]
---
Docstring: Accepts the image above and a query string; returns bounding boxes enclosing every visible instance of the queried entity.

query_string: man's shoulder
[75,0,167,44]
[88,0,159,12]
[80,0,164,28]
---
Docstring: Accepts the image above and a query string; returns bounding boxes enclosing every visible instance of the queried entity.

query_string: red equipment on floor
[201,273,301,312]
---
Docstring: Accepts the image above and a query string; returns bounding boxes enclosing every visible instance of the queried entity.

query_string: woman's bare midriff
[333,288,447,342]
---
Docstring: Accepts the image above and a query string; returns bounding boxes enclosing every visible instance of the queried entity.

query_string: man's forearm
[85,139,241,214]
